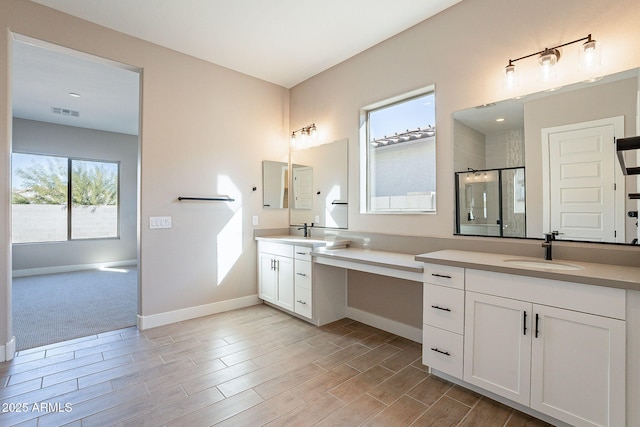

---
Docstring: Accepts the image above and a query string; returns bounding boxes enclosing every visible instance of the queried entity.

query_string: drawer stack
[293,245,313,319]
[422,263,465,379]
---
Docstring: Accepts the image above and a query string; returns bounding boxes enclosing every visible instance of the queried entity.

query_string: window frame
[360,86,437,214]
[11,151,121,243]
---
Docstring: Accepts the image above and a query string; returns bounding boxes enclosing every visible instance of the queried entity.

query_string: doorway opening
[10,34,141,351]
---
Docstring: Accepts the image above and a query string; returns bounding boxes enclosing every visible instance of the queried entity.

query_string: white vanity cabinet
[464,291,532,406]
[293,245,313,319]
[422,264,465,379]
[258,241,294,311]
[529,304,625,427]
[463,269,626,427]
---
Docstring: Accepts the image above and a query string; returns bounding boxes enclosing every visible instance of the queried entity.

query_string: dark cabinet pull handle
[430,347,450,356]
[271,259,275,270]
[431,273,452,279]
[535,313,540,338]
[431,305,451,312]
[523,311,527,335]
[296,251,307,255]
[296,272,307,277]
[296,300,307,305]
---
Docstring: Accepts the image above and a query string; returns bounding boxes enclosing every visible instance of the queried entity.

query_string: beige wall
[3,0,640,356]
[11,118,139,272]
[290,0,640,238]
[288,0,640,338]
[524,77,637,238]
[1,0,290,352]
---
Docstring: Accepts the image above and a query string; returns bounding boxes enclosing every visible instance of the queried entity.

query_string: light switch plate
[252,215,259,226]
[150,216,172,229]
[315,215,320,223]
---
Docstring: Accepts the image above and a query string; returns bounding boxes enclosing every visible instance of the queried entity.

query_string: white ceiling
[14,0,461,135]
[12,38,141,135]
[31,0,462,88]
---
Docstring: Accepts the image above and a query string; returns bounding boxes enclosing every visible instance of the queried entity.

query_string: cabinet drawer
[294,245,313,261]
[423,284,464,334]
[294,260,312,290]
[466,269,626,320]
[294,286,312,319]
[424,264,464,290]
[422,325,463,379]
[258,241,294,258]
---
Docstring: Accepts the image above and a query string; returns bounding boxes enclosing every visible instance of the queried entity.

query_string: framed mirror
[262,160,288,209]
[454,68,640,244]
[290,138,348,229]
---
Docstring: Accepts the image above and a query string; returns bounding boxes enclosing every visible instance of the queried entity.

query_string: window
[364,90,436,213]
[11,153,119,243]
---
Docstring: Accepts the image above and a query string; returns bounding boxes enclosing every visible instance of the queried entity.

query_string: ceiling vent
[51,107,80,117]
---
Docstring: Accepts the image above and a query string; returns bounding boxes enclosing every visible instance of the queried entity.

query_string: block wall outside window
[11,152,119,243]
[364,90,437,213]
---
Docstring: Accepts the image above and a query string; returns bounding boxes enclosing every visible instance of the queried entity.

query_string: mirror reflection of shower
[456,167,526,238]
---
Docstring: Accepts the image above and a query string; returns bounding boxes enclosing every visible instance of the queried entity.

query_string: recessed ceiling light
[496,117,505,122]
[68,92,81,98]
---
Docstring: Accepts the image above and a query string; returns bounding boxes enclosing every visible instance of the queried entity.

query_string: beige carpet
[12,266,138,351]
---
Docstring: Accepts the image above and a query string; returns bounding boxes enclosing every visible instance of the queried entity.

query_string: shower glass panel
[455,167,526,238]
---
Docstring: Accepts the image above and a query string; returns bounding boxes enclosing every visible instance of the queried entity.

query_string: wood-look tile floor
[1,304,554,427]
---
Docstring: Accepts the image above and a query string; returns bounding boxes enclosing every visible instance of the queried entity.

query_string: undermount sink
[277,237,331,244]
[265,236,349,248]
[504,259,584,271]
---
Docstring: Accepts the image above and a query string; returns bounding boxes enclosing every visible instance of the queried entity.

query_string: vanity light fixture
[290,123,316,146]
[68,92,81,98]
[504,34,600,89]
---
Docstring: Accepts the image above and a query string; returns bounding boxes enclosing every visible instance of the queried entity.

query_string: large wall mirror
[289,138,348,229]
[454,68,640,245]
[262,160,289,209]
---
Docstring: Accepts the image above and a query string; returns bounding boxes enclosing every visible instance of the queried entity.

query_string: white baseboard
[137,294,261,330]
[345,306,422,343]
[1,336,16,362]
[12,259,138,277]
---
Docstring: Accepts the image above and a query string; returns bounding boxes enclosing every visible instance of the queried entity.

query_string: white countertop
[416,250,640,291]
[313,247,424,273]
[255,235,350,249]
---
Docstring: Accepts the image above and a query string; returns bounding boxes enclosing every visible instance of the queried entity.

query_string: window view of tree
[71,160,118,239]
[11,153,119,243]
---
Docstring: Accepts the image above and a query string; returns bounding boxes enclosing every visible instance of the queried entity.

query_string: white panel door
[293,166,313,209]
[530,304,625,427]
[464,292,532,406]
[274,255,294,311]
[545,121,620,242]
[258,253,277,304]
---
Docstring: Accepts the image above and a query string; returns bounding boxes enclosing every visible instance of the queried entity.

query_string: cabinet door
[275,255,294,311]
[259,253,277,304]
[464,291,532,406]
[530,304,625,427]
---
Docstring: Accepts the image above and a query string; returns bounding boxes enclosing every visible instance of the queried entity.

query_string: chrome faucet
[541,232,558,260]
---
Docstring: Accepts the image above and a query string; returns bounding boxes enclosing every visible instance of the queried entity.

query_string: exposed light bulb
[504,63,518,89]
[539,48,560,82]
[580,37,602,78]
